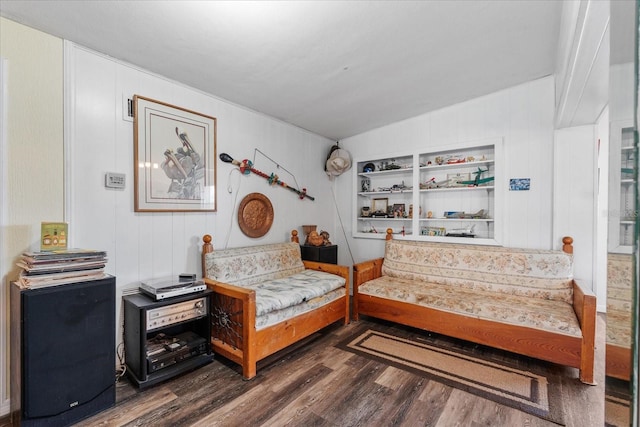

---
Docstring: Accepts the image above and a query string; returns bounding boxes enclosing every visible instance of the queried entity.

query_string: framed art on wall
[134,95,217,212]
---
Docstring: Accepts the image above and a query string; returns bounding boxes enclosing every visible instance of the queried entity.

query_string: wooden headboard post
[562,236,573,254]
[291,230,299,243]
[202,234,214,278]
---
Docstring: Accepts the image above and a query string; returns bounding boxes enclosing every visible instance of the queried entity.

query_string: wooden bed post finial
[291,230,299,243]
[386,228,393,240]
[562,236,573,254]
[202,234,213,279]
[203,234,213,253]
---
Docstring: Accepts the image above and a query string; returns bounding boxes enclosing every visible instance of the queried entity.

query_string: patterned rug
[337,328,565,425]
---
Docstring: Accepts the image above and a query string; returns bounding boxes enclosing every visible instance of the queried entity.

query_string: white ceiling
[0,0,564,140]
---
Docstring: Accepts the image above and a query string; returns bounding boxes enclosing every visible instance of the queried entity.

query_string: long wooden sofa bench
[201,233,349,380]
[353,231,597,385]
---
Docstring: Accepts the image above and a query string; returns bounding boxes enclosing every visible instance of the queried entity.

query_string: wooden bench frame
[201,233,349,380]
[352,232,597,385]
[606,343,631,381]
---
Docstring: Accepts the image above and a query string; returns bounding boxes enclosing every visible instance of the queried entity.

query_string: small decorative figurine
[307,230,325,246]
[320,230,331,246]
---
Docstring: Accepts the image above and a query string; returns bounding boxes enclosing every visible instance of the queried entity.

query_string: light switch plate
[105,172,126,189]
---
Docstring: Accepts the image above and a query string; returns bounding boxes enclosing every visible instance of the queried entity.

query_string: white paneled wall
[65,43,335,348]
[336,76,557,265]
[554,126,597,294]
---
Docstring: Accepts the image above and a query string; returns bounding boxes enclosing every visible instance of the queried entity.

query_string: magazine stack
[16,249,108,289]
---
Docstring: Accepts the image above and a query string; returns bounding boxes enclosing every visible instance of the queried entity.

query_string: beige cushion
[606,253,633,348]
[204,242,305,285]
[381,240,574,304]
[359,275,581,337]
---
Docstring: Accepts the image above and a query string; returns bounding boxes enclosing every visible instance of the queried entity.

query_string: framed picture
[372,198,389,214]
[509,178,530,191]
[393,203,405,217]
[134,95,217,212]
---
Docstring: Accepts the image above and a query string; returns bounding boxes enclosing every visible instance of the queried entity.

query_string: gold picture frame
[134,95,217,212]
[372,198,389,214]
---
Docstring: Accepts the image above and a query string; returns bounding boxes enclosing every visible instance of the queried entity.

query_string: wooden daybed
[353,231,597,385]
[201,233,349,379]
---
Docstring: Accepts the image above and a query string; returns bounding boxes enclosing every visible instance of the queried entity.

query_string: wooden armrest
[572,279,597,384]
[353,258,384,289]
[204,278,254,300]
[572,280,596,327]
[302,261,349,281]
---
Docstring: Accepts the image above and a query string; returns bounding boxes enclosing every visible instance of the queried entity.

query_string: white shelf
[358,190,413,196]
[358,168,413,178]
[419,159,494,172]
[357,217,412,221]
[419,186,494,193]
[420,218,494,222]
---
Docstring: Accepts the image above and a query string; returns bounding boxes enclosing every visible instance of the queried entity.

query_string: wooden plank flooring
[1,314,607,426]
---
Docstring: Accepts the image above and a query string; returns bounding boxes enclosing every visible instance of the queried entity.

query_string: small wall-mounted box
[105,172,126,189]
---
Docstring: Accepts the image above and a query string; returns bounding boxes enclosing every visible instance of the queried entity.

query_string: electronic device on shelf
[145,295,208,331]
[139,276,206,300]
[146,331,208,373]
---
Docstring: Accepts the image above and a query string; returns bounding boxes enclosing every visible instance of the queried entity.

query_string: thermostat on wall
[105,172,126,189]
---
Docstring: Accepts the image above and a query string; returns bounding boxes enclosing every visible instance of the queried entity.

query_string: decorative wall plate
[238,193,274,238]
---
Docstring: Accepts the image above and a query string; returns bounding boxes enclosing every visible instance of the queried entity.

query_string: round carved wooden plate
[238,192,274,238]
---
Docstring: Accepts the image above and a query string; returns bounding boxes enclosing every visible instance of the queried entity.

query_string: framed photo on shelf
[392,203,405,218]
[372,198,389,214]
[134,95,217,212]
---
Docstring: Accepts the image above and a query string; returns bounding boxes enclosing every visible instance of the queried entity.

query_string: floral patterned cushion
[381,240,574,304]
[204,242,346,319]
[204,242,305,285]
[359,276,581,337]
[239,269,345,317]
[607,253,633,348]
[256,287,345,330]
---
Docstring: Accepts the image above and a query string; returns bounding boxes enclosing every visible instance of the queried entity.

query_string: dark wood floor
[2,315,607,426]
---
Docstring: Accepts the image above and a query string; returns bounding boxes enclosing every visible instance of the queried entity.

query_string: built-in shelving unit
[353,138,503,245]
[609,120,636,254]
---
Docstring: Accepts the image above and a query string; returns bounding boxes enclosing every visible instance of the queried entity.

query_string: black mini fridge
[10,276,116,426]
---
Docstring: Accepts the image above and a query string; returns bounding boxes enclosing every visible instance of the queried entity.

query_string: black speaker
[10,276,116,426]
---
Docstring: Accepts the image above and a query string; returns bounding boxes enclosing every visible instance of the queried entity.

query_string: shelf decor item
[372,198,389,215]
[134,95,217,212]
[302,225,317,244]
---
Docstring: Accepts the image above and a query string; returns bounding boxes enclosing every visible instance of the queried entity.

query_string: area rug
[337,328,565,425]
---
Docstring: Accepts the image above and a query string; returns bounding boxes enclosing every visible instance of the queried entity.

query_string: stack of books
[16,249,108,289]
